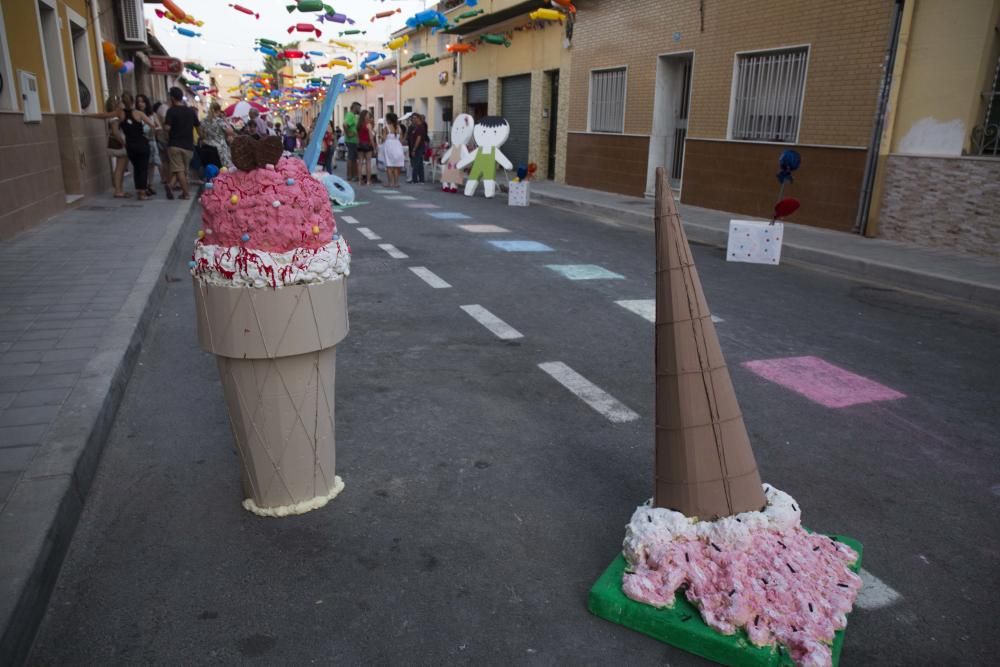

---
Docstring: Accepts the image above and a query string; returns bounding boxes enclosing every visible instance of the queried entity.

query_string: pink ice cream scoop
[200,157,336,253]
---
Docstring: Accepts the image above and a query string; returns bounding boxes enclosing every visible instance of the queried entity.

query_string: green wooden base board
[587,535,863,667]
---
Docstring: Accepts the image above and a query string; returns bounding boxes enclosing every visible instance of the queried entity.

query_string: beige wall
[888,0,1000,155]
[568,0,892,147]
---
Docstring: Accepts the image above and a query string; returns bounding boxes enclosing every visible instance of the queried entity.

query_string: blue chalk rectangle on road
[488,240,554,252]
[546,264,625,280]
[426,212,471,220]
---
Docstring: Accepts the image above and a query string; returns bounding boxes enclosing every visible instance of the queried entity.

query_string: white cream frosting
[242,476,345,517]
[192,236,351,288]
[623,484,801,563]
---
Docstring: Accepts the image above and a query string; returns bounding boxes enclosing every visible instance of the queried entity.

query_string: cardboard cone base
[217,346,342,516]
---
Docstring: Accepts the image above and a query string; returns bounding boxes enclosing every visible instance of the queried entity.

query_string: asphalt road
[29,176,1000,666]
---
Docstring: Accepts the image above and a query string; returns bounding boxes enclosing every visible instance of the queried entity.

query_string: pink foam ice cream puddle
[623,526,861,667]
[200,157,336,253]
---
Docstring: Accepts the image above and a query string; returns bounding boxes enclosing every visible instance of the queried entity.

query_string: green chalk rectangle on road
[587,534,863,667]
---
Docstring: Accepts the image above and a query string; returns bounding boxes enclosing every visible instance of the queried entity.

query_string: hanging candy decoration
[384,35,409,50]
[479,33,512,47]
[318,12,354,25]
[174,26,201,38]
[529,8,566,21]
[414,56,440,68]
[324,59,352,69]
[454,9,485,22]
[446,43,476,54]
[289,22,322,37]
[339,29,366,36]
[286,0,326,12]
[371,8,400,22]
[256,45,278,57]
[279,50,305,59]
[399,71,417,84]
[229,4,260,19]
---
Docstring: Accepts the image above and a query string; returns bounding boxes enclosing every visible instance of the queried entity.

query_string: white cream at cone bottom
[243,475,345,517]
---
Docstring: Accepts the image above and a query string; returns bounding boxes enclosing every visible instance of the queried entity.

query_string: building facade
[868,0,1000,257]
[0,0,180,238]
[565,0,895,232]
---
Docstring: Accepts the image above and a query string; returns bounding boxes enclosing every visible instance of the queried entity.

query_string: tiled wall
[878,155,1000,257]
[681,140,867,232]
[565,133,650,197]
[55,114,112,197]
[0,113,66,239]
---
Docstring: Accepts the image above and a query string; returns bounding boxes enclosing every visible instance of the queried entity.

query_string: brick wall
[568,0,892,146]
[877,155,1000,257]
[54,114,111,197]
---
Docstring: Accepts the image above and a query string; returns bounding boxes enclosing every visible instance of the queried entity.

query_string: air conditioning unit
[19,71,41,123]
[120,0,147,44]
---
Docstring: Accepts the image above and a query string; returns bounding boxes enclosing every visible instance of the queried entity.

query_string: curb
[0,198,199,665]
[533,191,1000,309]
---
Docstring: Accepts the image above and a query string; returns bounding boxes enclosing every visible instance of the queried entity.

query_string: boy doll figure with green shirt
[458,116,513,199]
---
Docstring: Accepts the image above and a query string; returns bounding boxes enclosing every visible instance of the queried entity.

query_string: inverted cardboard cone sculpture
[194,279,349,516]
[653,167,766,519]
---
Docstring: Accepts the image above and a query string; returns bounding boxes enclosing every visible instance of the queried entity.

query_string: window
[377,96,383,119]
[68,9,96,112]
[589,67,626,133]
[0,4,15,110]
[437,32,449,55]
[37,0,71,113]
[730,47,808,143]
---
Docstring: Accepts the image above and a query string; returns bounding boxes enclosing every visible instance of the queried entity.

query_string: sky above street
[150,0,432,71]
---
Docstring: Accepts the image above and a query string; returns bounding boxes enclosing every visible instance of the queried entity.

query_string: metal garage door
[465,80,488,120]
[500,74,531,170]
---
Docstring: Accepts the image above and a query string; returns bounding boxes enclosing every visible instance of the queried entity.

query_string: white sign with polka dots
[726,220,784,265]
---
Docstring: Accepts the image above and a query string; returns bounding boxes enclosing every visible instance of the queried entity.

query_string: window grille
[589,68,626,133]
[731,48,807,143]
[971,55,1000,156]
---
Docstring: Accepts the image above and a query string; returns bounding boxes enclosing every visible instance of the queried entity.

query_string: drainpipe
[89,0,108,101]
[854,0,905,236]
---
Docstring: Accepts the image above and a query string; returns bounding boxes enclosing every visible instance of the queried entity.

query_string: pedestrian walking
[200,102,234,169]
[164,86,200,200]
[99,96,129,198]
[407,114,428,184]
[343,101,360,182]
[381,112,405,188]
[357,109,377,185]
[119,93,156,200]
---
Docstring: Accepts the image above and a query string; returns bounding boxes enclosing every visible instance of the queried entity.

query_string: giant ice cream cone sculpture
[653,168,766,519]
[587,169,862,667]
[191,136,351,517]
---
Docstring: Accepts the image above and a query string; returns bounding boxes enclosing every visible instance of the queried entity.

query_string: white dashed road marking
[615,299,723,323]
[378,243,408,259]
[856,569,902,610]
[409,266,451,289]
[341,215,360,225]
[460,305,523,340]
[538,362,640,424]
[357,227,381,240]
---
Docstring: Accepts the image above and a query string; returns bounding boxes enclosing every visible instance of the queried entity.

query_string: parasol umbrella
[224,100,268,118]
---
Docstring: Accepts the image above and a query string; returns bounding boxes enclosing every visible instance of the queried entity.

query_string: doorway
[647,53,693,195]
[37,0,71,112]
[546,70,559,179]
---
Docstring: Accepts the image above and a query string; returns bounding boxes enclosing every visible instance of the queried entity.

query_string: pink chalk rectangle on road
[406,203,439,209]
[741,356,905,408]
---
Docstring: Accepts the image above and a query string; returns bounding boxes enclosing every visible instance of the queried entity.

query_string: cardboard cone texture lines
[653,167,766,519]
[193,278,349,516]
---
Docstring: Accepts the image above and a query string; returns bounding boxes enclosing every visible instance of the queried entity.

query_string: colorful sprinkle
[205,228,213,235]
[220,167,228,173]
[272,200,281,207]
[312,225,320,234]
[265,164,275,170]
[188,260,196,268]
[286,178,295,185]
[197,230,205,239]
[241,233,250,242]
[205,182,214,189]
[230,194,239,204]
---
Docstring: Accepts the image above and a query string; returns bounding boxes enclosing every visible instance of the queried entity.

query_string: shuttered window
[730,48,808,143]
[589,68,626,133]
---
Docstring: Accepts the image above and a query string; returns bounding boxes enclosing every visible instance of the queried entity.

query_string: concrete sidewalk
[531,181,1000,309]
[0,192,197,664]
